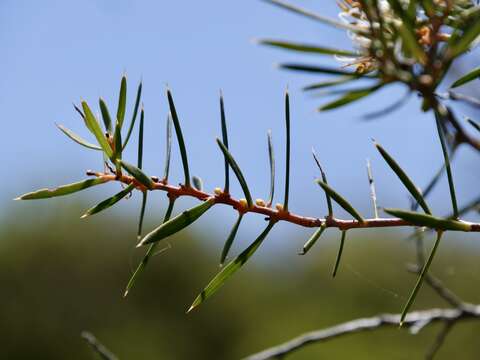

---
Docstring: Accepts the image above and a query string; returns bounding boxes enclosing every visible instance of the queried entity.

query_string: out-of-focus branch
[81,331,118,360]
[244,305,480,360]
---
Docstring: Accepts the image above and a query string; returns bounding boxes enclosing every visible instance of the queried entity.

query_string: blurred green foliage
[2,202,480,359]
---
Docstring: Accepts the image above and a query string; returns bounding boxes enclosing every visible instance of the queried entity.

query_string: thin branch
[366,159,378,218]
[425,321,455,360]
[244,306,480,360]
[81,331,118,360]
[85,170,480,232]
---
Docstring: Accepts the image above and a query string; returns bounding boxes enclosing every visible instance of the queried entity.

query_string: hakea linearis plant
[16,0,480,326]
[16,74,480,324]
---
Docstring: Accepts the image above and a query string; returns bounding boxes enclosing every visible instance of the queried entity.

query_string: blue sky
[2,1,479,248]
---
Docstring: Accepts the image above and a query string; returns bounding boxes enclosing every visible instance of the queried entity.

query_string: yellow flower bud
[255,198,266,207]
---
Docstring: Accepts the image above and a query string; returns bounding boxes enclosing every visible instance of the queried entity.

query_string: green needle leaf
[312,148,333,217]
[258,39,356,56]
[137,198,215,247]
[280,63,367,76]
[56,123,102,150]
[299,224,326,255]
[99,98,113,134]
[81,101,113,158]
[303,76,362,91]
[220,92,230,193]
[451,67,480,88]
[283,90,291,211]
[318,84,383,111]
[167,89,191,187]
[400,231,443,326]
[467,118,480,133]
[116,75,127,128]
[220,213,244,266]
[188,221,275,312]
[332,230,347,277]
[125,199,175,296]
[216,138,253,208]
[163,115,173,182]
[448,20,480,58]
[81,183,135,218]
[434,108,458,218]
[137,191,148,239]
[383,208,471,231]
[267,130,275,207]
[122,81,143,150]
[374,141,431,214]
[316,179,364,222]
[120,160,154,190]
[16,178,109,200]
[137,107,145,169]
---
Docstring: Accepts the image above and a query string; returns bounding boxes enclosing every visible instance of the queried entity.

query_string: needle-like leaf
[303,76,363,91]
[467,117,480,133]
[137,198,215,247]
[220,92,230,193]
[318,84,383,111]
[283,90,291,211]
[434,108,458,218]
[188,221,275,312]
[299,224,326,255]
[316,180,364,222]
[400,231,443,326]
[332,230,347,277]
[99,98,113,134]
[280,63,368,76]
[167,89,191,187]
[450,67,480,88]
[16,178,109,200]
[312,149,333,217]
[116,75,127,128]
[163,115,173,182]
[122,81,143,149]
[120,160,154,190]
[267,130,275,207]
[216,138,253,208]
[220,213,244,266]
[374,141,431,214]
[137,191,148,239]
[81,183,135,218]
[125,199,175,296]
[137,107,145,169]
[384,208,471,231]
[257,39,356,56]
[56,123,102,150]
[81,101,114,158]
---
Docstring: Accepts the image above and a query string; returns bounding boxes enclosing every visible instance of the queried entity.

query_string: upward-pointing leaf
[122,81,143,150]
[188,221,275,312]
[283,90,291,211]
[117,75,127,128]
[99,98,113,134]
[167,89,191,187]
[451,67,480,88]
[81,101,113,158]
[163,115,173,182]
[374,141,431,214]
[216,138,253,208]
[316,179,364,222]
[220,93,230,193]
[267,130,275,207]
[16,178,109,200]
[56,123,102,151]
[137,198,215,247]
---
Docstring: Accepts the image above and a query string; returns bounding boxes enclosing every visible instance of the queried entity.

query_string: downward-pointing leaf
[220,213,243,266]
[16,178,108,200]
[316,180,364,222]
[332,230,347,277]
[56,123,102,150]
[375,141,431,214]
[384,208,471,231]
[299,224,326,255]
[120,160,154,190]
[216,138,253,208]
[188,221,275,312]
[81,184,135,218]
[400,231,443,326]
[451,67,480,88]
[137,198,215,247]
[81,101,113,158]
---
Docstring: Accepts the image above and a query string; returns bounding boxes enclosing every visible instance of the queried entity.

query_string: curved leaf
[299,224,326,255]
[56,123,102,150]
[81,101,113,158]
[451,67,480,88]
[316,180,364,222]
[384,208,471,231]
[332,230,346,277]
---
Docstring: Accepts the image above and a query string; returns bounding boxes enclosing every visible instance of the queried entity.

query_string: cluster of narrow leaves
[16,74,477,323]
[260,0,480,116]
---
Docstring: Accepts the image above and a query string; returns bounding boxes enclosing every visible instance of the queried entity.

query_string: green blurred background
[3,198,480,359]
